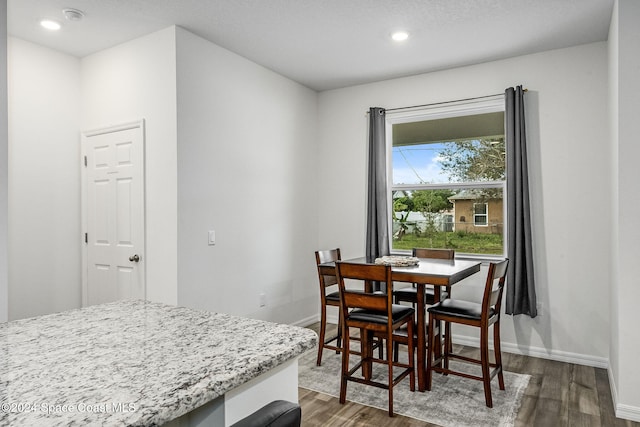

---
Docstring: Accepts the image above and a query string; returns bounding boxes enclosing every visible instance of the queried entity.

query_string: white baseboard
[293,314,320,328]
[325,314,608,368]
[325,313,339,326]
[616,404,640,422]
[608,366,640,422]
[451,334,609,369]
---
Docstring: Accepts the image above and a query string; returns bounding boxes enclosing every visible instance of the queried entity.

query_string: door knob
[129,254,140,262]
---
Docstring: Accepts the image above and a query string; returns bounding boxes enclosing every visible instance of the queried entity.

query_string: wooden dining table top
[318,256,481,286]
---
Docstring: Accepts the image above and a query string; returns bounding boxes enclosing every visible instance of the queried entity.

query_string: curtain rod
[367,89,528,114]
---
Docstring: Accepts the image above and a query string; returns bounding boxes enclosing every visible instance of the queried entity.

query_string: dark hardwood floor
[300,322,639,427]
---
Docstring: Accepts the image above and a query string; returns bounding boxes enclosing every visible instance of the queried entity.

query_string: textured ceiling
[7,0,615,91]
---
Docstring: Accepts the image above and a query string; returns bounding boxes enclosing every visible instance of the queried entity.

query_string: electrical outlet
[259,293,266,307]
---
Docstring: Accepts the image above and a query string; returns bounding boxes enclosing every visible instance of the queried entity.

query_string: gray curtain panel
[366,107,390,261]
[505,86,537,317]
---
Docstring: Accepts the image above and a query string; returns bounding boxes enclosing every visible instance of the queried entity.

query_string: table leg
[433,287,443,367]
[416,283,426,391]
[444,286,451,371]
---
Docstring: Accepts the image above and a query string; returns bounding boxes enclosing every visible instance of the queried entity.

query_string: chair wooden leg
[408,320,415,392]
[362,329,373,380]
[339,325,350,404]
[444,286,453,371]
[387,332,394,417]
[434,319,442,360]
[426,313,435,391]
[480,326,493,408]
[494,321,505,390]
[316,305,327,366]
[443,321,451,374]
[336,310,342,353]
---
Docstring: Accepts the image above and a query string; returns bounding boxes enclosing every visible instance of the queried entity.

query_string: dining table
[318,255,481,391]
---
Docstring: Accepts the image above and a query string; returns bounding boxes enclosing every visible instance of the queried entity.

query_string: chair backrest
[481,259,509,320]
[335,262,394,322]
[315,248,341,288]
[412,248,455,260]
[412,248,455,289]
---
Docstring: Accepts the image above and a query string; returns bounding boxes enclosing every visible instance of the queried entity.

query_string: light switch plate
[208,230,215,245]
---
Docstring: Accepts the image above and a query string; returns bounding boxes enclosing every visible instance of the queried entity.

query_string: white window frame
[385,95,507,259]
[473,202,489,227]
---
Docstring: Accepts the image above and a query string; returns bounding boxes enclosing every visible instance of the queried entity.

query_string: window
[387,96,506,257]
[473,203,488,226]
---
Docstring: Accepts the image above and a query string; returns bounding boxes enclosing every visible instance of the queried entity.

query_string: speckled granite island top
[0,300,317,426]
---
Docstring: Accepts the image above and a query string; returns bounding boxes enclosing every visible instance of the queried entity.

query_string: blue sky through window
[392,142,451,185]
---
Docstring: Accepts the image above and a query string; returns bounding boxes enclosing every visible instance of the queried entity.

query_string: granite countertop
[0,300,317,426]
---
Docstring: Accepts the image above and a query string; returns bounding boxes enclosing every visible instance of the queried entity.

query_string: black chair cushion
[348,304,414,324]
[427,299,495,321]
[230,400,301,427]
[325,291,340,302]
[393,287,448,304]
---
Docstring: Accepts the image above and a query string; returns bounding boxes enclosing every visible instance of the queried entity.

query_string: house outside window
[387,96,506,258]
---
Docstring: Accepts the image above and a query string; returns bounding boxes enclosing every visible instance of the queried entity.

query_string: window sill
[390,250,505,265]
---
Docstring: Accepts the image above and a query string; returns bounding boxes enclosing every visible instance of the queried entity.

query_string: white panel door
[82,121,145,306]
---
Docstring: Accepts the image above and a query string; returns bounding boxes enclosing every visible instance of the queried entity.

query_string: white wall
[610,0,640,419]
[0,1,8,322]
[7,38,81,320]
[608,0,620,413]
[175,27,319,324]
[318,42,611,363]
[81,27,178,305]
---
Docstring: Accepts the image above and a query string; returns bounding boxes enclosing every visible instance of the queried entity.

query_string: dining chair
[315,249,384,366]
[314,248,343,366]
[425,259,509,408]
[335,261,415,417]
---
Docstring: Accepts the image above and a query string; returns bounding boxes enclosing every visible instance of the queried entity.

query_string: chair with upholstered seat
[426,259,509,408]
[315,249,383,366]
[335,261,415,417]
[230,400,301,427]
[314,248,344,366]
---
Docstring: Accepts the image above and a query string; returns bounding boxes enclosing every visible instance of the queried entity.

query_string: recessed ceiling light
[391,31,409,42]
[40,19,61,31]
